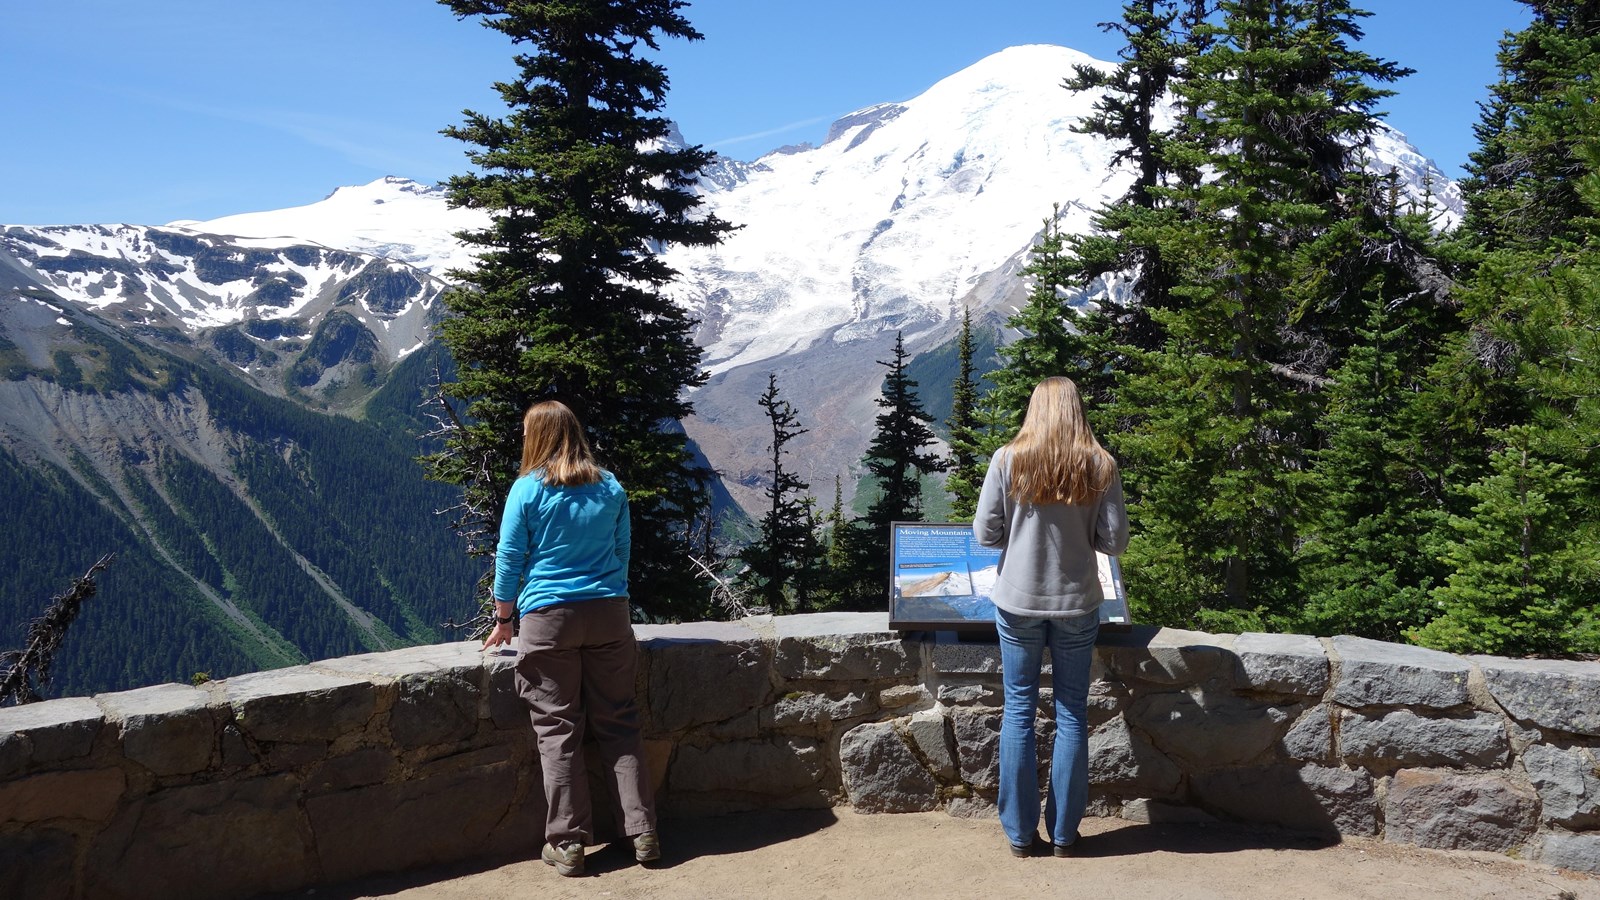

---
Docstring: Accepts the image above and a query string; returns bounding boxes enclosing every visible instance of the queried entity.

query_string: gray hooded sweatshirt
[973,446,1130,618]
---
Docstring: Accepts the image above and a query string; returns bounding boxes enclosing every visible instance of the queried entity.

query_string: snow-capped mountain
[170,176,489,277]
[3,44,1463,513]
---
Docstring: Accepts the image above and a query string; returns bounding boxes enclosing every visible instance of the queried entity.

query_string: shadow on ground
[273,808,844,897]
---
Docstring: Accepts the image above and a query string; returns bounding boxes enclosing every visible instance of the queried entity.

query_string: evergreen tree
[1294,296,1446,642]
[738,373,818,613]
[1461,0,1600,253]
[1063,0,1212,348]
[1101,0,1412,626]
[840,333,947,608]
[427,0,733,620]
[944,309,983,520]
[1413,427,1599,655]
[1414,3,1600,654]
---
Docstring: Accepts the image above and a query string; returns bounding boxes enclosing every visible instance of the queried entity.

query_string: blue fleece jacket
[492,470,630,615]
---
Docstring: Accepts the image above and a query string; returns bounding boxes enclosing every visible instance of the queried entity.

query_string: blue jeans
[995,606,1099,849]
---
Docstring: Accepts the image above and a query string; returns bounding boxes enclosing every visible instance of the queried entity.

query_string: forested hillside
[0,320,479,698]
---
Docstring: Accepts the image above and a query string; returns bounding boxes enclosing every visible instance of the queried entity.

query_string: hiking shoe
[633,830,661,863]
[1052,831,1082,857]
[542,840,584,876]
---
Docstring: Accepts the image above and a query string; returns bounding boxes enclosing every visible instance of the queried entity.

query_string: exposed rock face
[4,619,1598,899]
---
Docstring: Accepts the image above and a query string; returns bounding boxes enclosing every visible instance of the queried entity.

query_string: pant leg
[576,598,657,836]
[515,604,592,845]
[995,606,1047,848]
[1043,611,1099,846]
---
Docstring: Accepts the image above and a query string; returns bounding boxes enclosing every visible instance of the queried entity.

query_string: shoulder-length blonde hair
[519,400,602,486]
[1005,377,1116,506]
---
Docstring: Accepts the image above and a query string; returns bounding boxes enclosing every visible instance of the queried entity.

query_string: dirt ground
[293,810,1599,900]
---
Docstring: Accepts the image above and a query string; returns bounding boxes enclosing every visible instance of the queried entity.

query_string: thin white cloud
[711,113,839,148]
[108,85,454,177]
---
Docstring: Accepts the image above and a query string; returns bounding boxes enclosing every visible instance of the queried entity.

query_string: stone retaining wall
[3,614,1598,898]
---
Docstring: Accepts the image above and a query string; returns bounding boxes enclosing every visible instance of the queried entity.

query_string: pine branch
[1,554,116,706]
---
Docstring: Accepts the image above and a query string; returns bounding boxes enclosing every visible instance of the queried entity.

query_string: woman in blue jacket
[483,400,658,877]
[974,377,1129,858]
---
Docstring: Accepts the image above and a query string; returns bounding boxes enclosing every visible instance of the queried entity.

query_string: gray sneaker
[541,840,585,876]
[632,831,661,863]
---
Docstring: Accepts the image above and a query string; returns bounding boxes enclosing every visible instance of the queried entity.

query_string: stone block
[927,636,1003,675]
[703,710,761,741]
[1121,798,1216,824]
[774,614,918,681]
[219,723,255,769]
[945,794,997,819]
[1330,636,1469,709]
[1234,632,1330,696]
[311,641,483,680]
[1087,677,1129,727]
[762,690,875,731]
[1088,716,1182,797]
[1521,744,1600,829]
[483,653,527,730]
[951,709,1001,790]
[0,696,102,767]
[1129,692,1294,769]
[1102,627,1233,686]
[643,633,770,733]
[1537,831,1600,876]
[1339,710,1509,772]
[908,710,957,780]
[0,768,125,824]
[305,746,397,795]
[936,683,1000,707]
[307,754,530,883]
[85,774,313,899]
[100,682,215,776]
[222,668,376,743]
[0,731,29,781]
[1383,769,1538,852]
[644,738,673,801]
[839,721,939,813]
[0,828,77,900]
[670,737,826,796]
[1282,705,1334,762]
[879,684,931,709]
[389,672,480,749]
[1190,764,1376,835]
[1475,656,1600,737]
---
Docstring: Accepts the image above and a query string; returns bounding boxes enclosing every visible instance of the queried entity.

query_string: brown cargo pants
[513,597,656,846]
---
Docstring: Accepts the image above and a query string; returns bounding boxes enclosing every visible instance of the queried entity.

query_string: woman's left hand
[483,620,514,650]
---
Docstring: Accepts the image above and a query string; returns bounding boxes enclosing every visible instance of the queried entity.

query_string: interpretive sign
[887,521,1131,633]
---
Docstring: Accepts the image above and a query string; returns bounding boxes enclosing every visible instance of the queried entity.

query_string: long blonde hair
[519,400,602,486]
[1005,377,1116,506]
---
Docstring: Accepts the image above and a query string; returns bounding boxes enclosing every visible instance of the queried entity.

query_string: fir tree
[427,0,733,620]
[1063,0,1211,348]
[840,333,947,608]
[1104,0,1412,625]
[1415,3,1600,654]
[1294,296,1446,642]
[944,308,983,520]
[1413,427,1599,656]
[738,373,817,613]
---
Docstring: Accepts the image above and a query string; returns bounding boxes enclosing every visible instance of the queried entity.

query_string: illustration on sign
[888,522,1130,632]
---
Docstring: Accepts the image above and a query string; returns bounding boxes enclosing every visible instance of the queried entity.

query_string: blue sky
[2,0,1529,226]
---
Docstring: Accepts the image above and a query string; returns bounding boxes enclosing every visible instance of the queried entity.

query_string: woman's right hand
[483,620,514,650]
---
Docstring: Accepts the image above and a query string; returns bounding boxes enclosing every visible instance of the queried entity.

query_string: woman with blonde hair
[974,376,1128,858]
[484,400,658,877]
